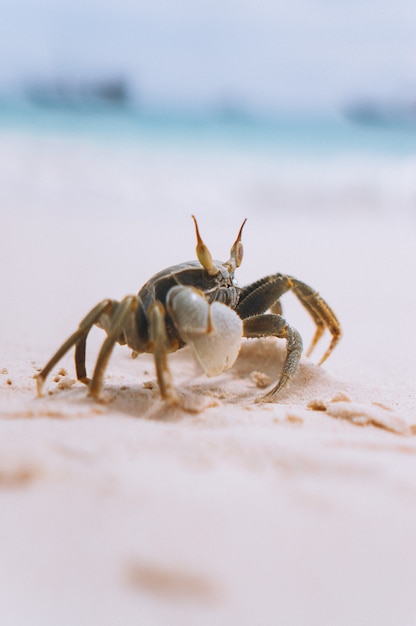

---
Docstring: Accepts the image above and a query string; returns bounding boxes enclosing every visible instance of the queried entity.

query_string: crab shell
[167,286,243,377]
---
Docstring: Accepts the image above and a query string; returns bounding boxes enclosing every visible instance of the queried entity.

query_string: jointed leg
[35,299,113,396]
[88,296,138,399]
[237,274,341,364]
[237,275,288,319]
[289,278,341,363]
[148,302,178,404]
[243,314,303,401]
[75,333,89,384]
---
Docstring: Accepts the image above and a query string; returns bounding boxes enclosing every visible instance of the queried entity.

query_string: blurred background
[2,0,416,113]
[1,0,416,384]
[2,0,416,201]
[1,0,416,209]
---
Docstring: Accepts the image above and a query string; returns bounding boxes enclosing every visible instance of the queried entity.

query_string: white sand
[1,133,416,625]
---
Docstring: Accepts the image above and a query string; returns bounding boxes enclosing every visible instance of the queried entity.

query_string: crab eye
[229,218,247,269]
[192,215,219,276]
[232,241,244,268]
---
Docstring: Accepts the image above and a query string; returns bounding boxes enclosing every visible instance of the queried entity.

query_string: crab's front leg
[243,314,303,401]
[148,301,179,404]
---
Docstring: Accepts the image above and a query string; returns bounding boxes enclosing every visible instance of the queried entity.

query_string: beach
[1,121,416,625]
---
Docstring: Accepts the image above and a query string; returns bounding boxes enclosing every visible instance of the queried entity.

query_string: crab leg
[148,301,178,404]
[289,278,341,364]
[243,313,303,401]
[35,299,113,397]
[88,296,138,399]
[237,274,341,364]
[74,333,89,384]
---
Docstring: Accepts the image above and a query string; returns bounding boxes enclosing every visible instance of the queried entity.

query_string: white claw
[167,286,242,377]
[192,301,242,376]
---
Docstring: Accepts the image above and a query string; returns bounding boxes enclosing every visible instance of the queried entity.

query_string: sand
[1,134,416,625]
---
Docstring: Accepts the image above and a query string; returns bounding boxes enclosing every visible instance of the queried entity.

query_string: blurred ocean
[1,99,416,220]
[2,99,416,156]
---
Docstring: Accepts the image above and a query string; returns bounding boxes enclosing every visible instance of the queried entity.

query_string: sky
[2,0,416,112]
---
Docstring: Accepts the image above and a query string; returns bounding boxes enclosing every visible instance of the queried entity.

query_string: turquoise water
[1,98,415,220]
[1,99,416,157]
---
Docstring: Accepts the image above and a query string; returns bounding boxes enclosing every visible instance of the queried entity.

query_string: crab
[35,216,341,405]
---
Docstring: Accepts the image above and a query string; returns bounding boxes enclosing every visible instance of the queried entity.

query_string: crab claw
[167,286,242,376]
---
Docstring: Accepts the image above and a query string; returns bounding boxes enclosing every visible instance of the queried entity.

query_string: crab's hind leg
[243,314,303,401]
[289,278,341,364]
[74,333,89,384]
[88,296,138,400]
[237,274,341,364]
[35,299,113,397]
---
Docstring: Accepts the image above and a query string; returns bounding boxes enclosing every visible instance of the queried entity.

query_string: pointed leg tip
[87,389,109,404]
[256,375,290,403]
[34,374,45,398]
[87,388,100,401]
[161,389,180,407]
[255,394,274,404]
[87,378,102,400]
[317,334,341,366]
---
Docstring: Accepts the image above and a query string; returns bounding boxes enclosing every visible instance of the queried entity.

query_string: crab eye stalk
[191,215,219,276]
[228,218,247,270]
